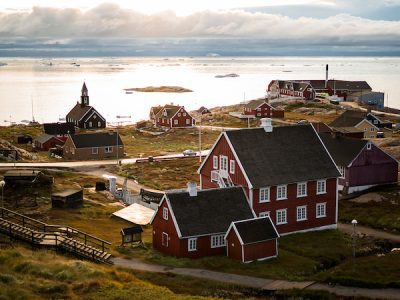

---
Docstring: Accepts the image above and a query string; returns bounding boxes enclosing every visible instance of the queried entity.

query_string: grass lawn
[339,185,400,233]
[118,157,200,190]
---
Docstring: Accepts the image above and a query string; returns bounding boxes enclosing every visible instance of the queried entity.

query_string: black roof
[224,125,340,187]
[121,225,143,235]
[329,110,367,127]
[233,217,279,244]
[166,187,254,238]
[319,133,367,167]
[70,132,123,148]
[44,122,75,135]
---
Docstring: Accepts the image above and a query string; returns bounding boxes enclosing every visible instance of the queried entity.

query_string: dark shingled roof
[329,110,367,127]
[66,103,92,121]
[319,133,367,167]
[233,217,279,244]
[121,225,143,235]
[155,105,182,119]
[167,187,254,237]
[245,99,267,109]
[43,122,75,135]
[70,132,123,148]
[34,133,63,144]
[224,125,340,187]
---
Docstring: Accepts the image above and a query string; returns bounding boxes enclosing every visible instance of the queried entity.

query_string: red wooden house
[33,134,64,151]
[225,217,279,263]
[150,104,195,128]
[197,106,211,115]
[198,119,340,235]
[267,80,315,100]
[150,185,256,258]
[243,100,284,118]
[320,134,398,194]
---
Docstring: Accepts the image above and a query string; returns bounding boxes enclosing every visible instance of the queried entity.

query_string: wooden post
[102,241,105,252]
[84,234,87,245]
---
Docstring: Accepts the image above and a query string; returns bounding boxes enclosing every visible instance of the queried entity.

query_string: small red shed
[225,217,279,263]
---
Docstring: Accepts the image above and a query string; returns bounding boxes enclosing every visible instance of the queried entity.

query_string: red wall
[244,103,284,118]
[155,107,194,128]
[226,229,242,262]
[243,239,277,262]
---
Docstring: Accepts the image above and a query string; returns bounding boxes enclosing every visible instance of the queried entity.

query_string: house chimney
[260,118,273,133]
[325,64,328,88]
[187,182,197,197]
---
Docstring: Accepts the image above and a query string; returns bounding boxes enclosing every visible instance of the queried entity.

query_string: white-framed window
[88,121,92,128]
[257,113,261,116]
[92,147,98,154]
[296,205,307,221]
[178,113,181,117]
[229,160,235,174]
[364,128,367,131]
[367,142,372,150]
[317,179,326,195]
[105,146,113,153]
[188,238,197,251]
[373,120,378,124]
[163,207,168,220]
[211,235,226,248]
[213,156,218,169]
[259,211,270,218]
[276,209,287,225]
[163,111,167,116]
[183,113,187,116]
[97,121,101,127]
[174,119,178,125]
[370,127,374,132]
[162,232,168,247]
[338,166,345,178]
[316,203,326,218]
[297,182,307,198]
[186,119,190,125]
[220,155,228,172]
[259,187,270,203]
[276,185,287,200]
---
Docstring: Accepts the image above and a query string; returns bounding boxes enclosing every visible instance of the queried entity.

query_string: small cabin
[120,225,143,245]
[51,189,83,208]
[4,170,53,186]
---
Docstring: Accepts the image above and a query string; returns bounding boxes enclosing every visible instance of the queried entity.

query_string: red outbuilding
[225,217,279,263]
[33,134,65,151]
[150,104,195,128]
[243,100,284,118]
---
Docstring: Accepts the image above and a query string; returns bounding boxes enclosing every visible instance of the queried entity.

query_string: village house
[243,99,284,118]
[66,82,106,130]
[197,106,211,115]
[268,80,315,100]
[329,110,391,138]
[63,132,123,160]
[320,133,398,194]
[198,119,340,235]
[43,122,75,141]
[151,184,278,261]
[150,104,195,128]
[33,134,65,151]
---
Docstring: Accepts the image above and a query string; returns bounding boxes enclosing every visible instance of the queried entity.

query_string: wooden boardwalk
[0,208,112,264]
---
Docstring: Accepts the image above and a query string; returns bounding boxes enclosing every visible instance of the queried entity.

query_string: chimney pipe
[187,182,197,197]
[260,118,273,133]
[325,64,328,89]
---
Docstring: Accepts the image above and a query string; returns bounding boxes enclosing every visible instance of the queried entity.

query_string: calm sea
[0,56,399,126]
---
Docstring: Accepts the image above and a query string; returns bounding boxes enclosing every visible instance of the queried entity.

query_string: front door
[220,155,228,178]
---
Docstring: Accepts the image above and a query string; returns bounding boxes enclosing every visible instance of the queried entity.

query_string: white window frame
[229,160,235,174]
[296,205,307,221]
[367,142,372,150]
[276,209,287,225]
[105,146,113,153]
[88,121,92,128]
[188,238,197,251]
[220,155,228,173]
[316,179,326,195]
[185,119,190,125]
[163,207,168,220]
[211,234,226,248]
[183,112,187,116]
[97,121,101,127]
[259,187,270,203]
[259,211,270,218]
[297,182,307,198]
[316,203,326,218]
[213,156,218,169]
[178,113,181,117]
[162,232,169,247]
[174,119,178,125]
[92,147,98,154]
[276,185,287,200]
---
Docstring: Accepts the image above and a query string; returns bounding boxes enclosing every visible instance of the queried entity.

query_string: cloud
[0,3,399,55]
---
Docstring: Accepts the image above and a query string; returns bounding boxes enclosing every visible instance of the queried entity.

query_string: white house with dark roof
[198,119,341,235]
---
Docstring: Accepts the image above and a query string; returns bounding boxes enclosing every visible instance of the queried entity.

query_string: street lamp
[0,180,5,208]
[351,219,358,272]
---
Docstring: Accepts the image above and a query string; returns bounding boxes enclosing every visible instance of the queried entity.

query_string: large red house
[320,134,398,194]
[243,100,284,118]
[150,186,256,258]
[198,119,340,235]
[150,104,195,128]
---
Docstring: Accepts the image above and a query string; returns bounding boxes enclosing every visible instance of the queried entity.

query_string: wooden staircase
[0,208,112,264]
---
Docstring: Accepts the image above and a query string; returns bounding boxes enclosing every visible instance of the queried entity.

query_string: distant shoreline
[124,86,193,93]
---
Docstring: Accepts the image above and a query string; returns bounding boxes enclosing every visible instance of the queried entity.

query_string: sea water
[0,56,399,126]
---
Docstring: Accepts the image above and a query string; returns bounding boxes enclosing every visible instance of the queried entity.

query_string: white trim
[199,174,203,189]
[162,232,169,247]
[210,234,226,248]
[279,224,337,236]
[367,112,383,124]
[188,237,197,251]
[276,184,287,200]
[355,118,379,131]
[163,207,168,220]
[150,195,183,238]
[296,182,307,198]
[249,188,254,210]
[276,209,287,225]
[348,143,370,168]
[336,177,339,224]
[296,205,307,221]
[259,187,270,203]
[229,159,235,174]
[316,202,327,218]
[316,179,327,195]
[83,109,106,123]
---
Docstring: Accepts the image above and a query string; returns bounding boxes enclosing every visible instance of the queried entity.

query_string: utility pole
[199,115,202,163]
[115,115,131,166]
[352,219,358,272]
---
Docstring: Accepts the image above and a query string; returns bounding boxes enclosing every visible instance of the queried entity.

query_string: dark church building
[66,82,106,129]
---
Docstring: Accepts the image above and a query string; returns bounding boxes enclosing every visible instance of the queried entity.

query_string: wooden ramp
[0,208,112,264]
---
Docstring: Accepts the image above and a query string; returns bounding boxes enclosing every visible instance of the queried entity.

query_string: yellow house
[355,119,380,138]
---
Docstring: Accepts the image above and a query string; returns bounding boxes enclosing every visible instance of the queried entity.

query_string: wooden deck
[0,208,112,264]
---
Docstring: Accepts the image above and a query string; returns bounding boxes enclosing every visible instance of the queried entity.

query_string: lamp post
[351,219,358,272]
[0,180,5,208]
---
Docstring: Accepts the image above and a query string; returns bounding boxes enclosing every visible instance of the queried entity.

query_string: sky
[0,0,399,56]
